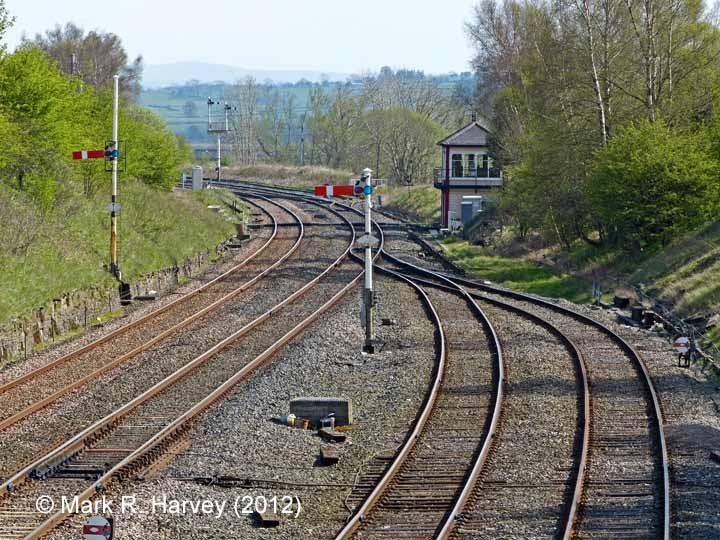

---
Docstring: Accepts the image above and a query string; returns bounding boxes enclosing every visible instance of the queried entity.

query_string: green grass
[628,222,720,315]
[440,237,592,303]
[381,184,440,224]
[0,183,240,324]
[706,327,720,350]
[225,163,352,189]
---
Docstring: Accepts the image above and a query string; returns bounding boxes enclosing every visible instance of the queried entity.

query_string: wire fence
[634,285,719,378]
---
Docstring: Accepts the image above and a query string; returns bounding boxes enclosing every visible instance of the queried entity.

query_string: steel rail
[439,273,671,540]
[332,262,448,539]
[366,250,505,540]
[0,196,277,397]
[384,266,591,539]
[0,196,301,433]
[18,191,367,539]
[204,181,669,538]
[227,184,508,540]
[303,195,508,539]
[0,196,306,493]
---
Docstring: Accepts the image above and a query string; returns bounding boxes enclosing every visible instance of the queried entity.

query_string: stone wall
[0,241,230,366]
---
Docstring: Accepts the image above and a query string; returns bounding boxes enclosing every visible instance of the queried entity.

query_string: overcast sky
[4,0,479,74]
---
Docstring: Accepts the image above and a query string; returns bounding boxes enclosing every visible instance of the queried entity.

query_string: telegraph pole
[109,74,120,280]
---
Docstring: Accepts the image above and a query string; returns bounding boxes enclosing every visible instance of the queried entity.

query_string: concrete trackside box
[289,397,353,426]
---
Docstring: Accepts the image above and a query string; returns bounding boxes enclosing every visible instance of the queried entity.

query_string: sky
[3,0,479,75]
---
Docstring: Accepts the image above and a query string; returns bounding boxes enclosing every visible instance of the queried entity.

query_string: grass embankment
[224,163,352,190]
[380,185,440,223]
[0,182,241,324]
[628,222,720,315]
[379,184,591,302]
[384,181,720,314]
[440,237,592,303]
[552,221,720,316]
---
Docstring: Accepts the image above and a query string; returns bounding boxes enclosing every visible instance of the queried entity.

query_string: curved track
[221,182,669,540]
[0,196,290,433]
[0,194,366,539]
[336,264,502,540]
[382,233,670,539]
[8,180,668,539]
[459,279,670,539]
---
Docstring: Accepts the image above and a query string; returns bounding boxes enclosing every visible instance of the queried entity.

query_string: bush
[591,120,719,251]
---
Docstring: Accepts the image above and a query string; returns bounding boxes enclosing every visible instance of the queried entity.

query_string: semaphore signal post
[71,74,123,281]
[207,99,235,184]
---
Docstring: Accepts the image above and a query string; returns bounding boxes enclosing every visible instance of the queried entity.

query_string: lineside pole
[363,167,375,353]
[216,134,221,184]
[110,74,120,280]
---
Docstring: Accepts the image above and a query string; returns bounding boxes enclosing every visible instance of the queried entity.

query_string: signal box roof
[438,121,492,147]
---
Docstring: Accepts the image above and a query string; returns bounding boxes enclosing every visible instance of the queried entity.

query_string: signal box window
[452,154,463,177]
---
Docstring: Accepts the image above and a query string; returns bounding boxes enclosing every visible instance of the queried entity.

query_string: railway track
[0,191,378,539]
[381,234,670,539]
[375,255,589,539]
[0,196,309,482]
[222,185,669,540]
[0,196,289,433]
[1,181,670,539]
[460,280,670,539]
[337,265,502,540]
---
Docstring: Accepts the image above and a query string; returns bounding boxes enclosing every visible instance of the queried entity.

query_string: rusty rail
[383,266,591,539]
[5,193,368,539]
[0,197,303,434]
[442,273,671,540]
[213,181,670,539]
[0,197,277,397]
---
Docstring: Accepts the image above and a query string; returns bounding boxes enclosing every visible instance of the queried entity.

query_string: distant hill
[142,62,351,88]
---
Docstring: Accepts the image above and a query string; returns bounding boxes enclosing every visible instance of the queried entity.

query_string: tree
[306,84,329,165]
[228,77,260,164]
[467,0,720,249]
[0,47,80,206]
[591,119,719,249]
[362,108,444,185]
[257,88,284,159]
[0,0,14,51]
[24,22,143,101]
[123,106,190,190]
[313,83,361,169]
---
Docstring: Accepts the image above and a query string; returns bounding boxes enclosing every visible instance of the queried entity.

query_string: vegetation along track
[0,196,289,432]
[0,193,370,539]
[0,196,357,538]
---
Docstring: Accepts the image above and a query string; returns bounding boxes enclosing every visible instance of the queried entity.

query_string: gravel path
[44,275,436,540]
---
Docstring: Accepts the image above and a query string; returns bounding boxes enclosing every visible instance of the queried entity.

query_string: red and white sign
[314,184,354,198]
[674,336,691,354]
[83,516,112,539]
[72,149,106,160]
